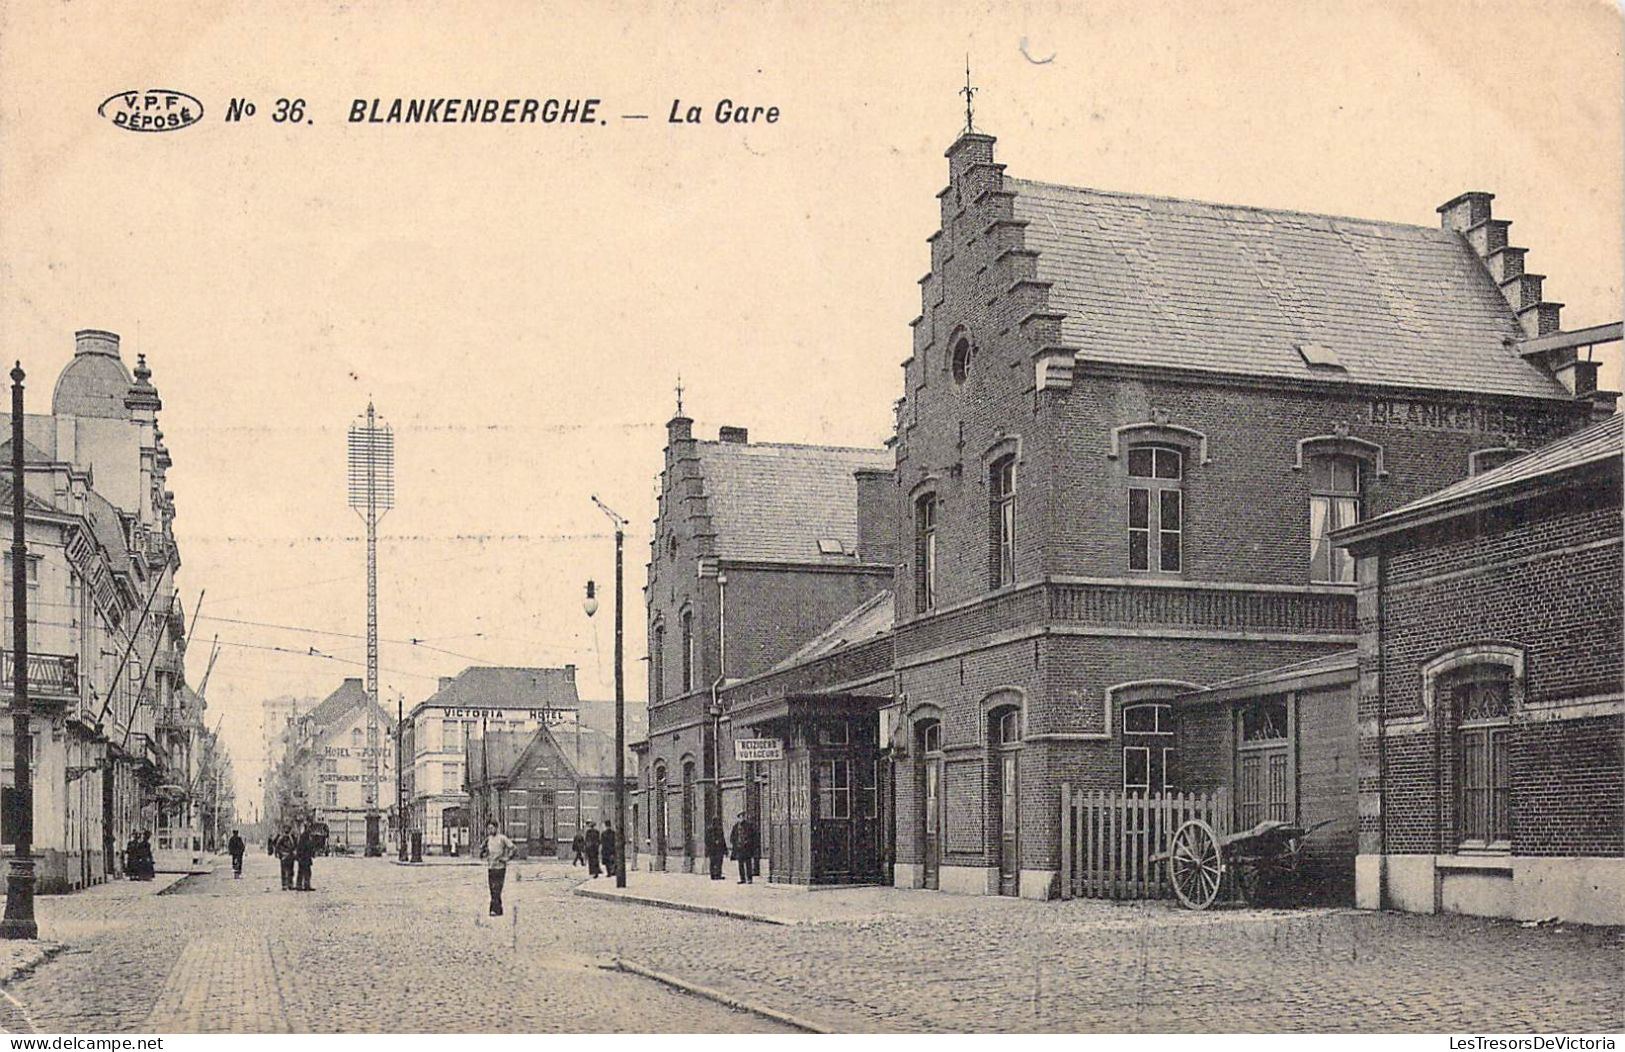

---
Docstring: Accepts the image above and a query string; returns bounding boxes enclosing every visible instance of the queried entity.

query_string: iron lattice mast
[347,404,394,835]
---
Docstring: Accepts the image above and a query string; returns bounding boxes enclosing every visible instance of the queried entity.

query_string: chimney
[564,663,576,680]
[1438,191,1562,338]
[438,676,454,692]
[718,426,749,444]
[854,467,898,566]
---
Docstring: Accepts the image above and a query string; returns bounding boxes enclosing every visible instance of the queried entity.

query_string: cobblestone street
[0,853,1618,1033]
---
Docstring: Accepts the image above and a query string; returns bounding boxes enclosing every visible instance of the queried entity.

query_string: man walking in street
[730,810,758,885]
[294,823,317,891]
[583,820,601,878]
[480,819,515,916]
[227,829,246,879]
[570,830,585,866]
[274,827,296,890]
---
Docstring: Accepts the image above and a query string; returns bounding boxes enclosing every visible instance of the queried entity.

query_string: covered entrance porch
[735,692,890,887]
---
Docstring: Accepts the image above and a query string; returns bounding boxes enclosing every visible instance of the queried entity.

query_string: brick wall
[1356,461,1623,859]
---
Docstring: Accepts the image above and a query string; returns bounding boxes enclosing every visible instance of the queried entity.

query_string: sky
[0,0,1619,806]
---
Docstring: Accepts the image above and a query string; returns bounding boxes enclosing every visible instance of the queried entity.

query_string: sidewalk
[0,869,196,984]
[573,868,1032,926]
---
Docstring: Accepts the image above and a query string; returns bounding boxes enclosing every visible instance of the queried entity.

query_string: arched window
[989,456,1016,588]
[1308,454,1361,583]
[680,609,694,693]
[951,334,973,384]
[680,760,696,858]
[650,621,665,703]
[915,494,939,611]
[1127,446,1182,573]
[1448,664,1513,849]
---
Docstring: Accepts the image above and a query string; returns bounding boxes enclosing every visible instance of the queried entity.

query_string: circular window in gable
[951,336,973,384]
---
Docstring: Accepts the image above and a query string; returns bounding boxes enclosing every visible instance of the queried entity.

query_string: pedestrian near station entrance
[730,811,757,885]
[227,830,246,879]
[705,815,728,880]
[583,821,601,878]
[481,820,516,916]
[570,831,585,867]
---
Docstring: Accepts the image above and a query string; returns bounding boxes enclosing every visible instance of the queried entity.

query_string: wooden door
[997,750,1019,895]
[922,757,941,890]
[1236,696,1293,829]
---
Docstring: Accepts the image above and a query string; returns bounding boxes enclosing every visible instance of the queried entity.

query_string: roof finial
[675,374,685,416]
[960,54,977,134]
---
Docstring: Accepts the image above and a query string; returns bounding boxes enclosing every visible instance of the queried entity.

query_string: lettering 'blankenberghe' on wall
[1362,398,1553,436]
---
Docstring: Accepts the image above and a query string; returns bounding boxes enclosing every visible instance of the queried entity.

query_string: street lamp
[2,363,37,939]
[586,495,627,888]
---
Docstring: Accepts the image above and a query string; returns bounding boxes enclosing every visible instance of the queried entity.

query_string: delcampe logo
[97,89,204,132]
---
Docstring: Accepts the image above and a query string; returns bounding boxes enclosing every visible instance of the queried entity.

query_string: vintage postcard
[0,0,1619,1040]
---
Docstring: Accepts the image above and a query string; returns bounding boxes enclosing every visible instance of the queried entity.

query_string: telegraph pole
[2,364,36,939]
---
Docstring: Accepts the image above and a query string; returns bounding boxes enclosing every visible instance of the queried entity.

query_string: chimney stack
[718,426,749,444]
[438,676,454,692]
[854,466,898,567]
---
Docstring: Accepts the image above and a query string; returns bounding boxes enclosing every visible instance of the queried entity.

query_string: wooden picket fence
[1058,785,1231,900]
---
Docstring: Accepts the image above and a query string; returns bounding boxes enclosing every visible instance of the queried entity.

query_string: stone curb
[603,956,827,1033]
[572,884,795,926]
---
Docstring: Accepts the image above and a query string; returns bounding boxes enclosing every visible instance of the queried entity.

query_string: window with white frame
[681,609,694,692]
[1127,446,1182,573]
[990,456,1016,588]
[1308,455,1360,583]
[915,494,939,610]
[1121,702,1175,793]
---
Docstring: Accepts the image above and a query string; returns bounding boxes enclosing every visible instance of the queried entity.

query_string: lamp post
[396,692,407,861]
[586,495,627,888]
[2,363,36,939]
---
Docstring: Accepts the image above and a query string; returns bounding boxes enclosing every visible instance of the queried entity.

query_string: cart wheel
[1168,819,1223,910]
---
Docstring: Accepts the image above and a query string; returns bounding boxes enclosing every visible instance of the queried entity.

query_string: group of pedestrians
[270,823,320,891]
[569,820,619,879]
[123,831,155,881]
[706,811,759,883]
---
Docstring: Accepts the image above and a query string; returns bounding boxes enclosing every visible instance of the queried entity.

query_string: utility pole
[396,692,406,861]
[591,496,628,888]
[2,364,36,939]
[348,404,393,855]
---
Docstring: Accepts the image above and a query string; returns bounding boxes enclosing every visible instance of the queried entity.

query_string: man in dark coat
[599,821,618,879]
[570,831,585,866]
[583,821,601,878]
[294,824,317,891]
[227,830,246,878]
[273,827,296,890]
[704,815,728,880]
[729,811,758,884]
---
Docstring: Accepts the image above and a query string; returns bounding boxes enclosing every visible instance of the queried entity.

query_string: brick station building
[635,126,1614,898]
[634,418,892,873]
[1336,413,1622,925]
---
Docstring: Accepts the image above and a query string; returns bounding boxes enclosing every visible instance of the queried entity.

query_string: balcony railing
[0,652,80,703]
